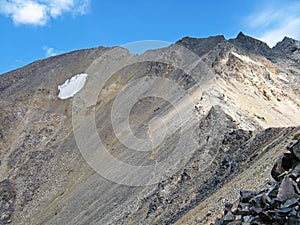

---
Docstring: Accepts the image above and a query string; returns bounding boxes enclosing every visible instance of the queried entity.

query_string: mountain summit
[0,33,299,225]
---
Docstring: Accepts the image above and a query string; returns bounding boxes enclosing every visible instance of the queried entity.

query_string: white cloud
[0,0,90,26]
[246,1,300,47]
[43,46,62,57]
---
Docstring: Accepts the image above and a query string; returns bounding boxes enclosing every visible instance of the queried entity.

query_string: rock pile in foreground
[216,138,300,225]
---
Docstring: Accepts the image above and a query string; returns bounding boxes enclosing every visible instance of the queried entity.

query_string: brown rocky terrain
[0,32,299,224]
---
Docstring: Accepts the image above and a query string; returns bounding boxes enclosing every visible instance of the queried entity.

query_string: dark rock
[243,215,251,222]
[216,134,300,225]
[229,32,272,57]
[148,202,157,215]
[249,216,265,225]
[281,198,298,208]
[288,209,298,220]
[0,130,3,140]
[224,202,233,215]
[232,202,251,216]
[258,211,273,221]
[223,213,235,223]
[215,218,223,225]
[270,198,282,209]
[249,195,262,207]
[288,216,300,225]
[291,162,300,179]
[290,140,300,160]
[261,194,271,206]
[277,176,295,202]
[267,183,279,198]
[250,207,263,215]
[276,207,293,215]
[271,153,294,181]
[176,35,226,57]
[0,180,16,225]
[233,208,251,216]
[240,190,257,203]
[273,37,300,54]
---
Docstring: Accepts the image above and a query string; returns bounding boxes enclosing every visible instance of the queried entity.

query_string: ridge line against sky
[0,0,299,74]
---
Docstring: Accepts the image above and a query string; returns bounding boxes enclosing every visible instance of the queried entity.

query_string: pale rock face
[58,73,88,99]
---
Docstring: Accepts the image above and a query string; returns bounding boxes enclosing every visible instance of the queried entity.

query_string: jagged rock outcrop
[0,33,299,224]
[216,138,300,225]
[273,37,300,55]
[176,35,226,57]
[229,32,273,57]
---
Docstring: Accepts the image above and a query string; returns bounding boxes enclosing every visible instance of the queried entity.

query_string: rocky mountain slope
[0,32,299,224]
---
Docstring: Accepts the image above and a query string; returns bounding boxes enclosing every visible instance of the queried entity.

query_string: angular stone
[233,203,251,215]
[271,153,294,181]
[243,215,251,222]
[249,195,262,207]
[261,194,271,206]
[215,218,223,225]
[267,183,279,198]
[276,207,293,215]
[249,216,264,225]
[297,181,300,194]
[258,211,273,221]
[224,202,233,215]
[233,208,250,216]
[291,162,300,179]
[250,206,263,214]
[281,152,294,170]
[288,216,300,225]
[240,190,256,203]
[263,210,286,222]
[288,209,297,217]
[223,213,235,223]
[281,198,298,208]
[290,140,300,160]
[270,198,283,209]
[277,176,295,202]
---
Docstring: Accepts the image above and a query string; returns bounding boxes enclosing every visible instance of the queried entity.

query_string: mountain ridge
[1,31,299,77]
[0,32,299,225]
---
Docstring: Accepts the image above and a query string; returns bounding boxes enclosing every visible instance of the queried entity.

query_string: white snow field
[58,73,88,99]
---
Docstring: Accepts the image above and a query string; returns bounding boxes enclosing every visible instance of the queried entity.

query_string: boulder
[290,140,300,160]
[271,152,294,181]
[240,190,257,203]
[277,176,295,202]
[291,162,300,179]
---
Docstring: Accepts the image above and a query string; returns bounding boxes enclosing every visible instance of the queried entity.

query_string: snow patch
[58,73,88,99]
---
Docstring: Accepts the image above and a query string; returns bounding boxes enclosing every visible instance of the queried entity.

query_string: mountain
[0,32,299,225]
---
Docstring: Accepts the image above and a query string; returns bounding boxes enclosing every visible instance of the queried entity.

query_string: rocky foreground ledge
[216,137,300,225]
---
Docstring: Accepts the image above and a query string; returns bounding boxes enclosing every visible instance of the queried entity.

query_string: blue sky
[0,0,300,74]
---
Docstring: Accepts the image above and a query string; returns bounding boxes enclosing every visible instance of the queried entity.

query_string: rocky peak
[273,36,300,54]
[176,35,226,57]
[235,32,263,45]
[229,32,272,57]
